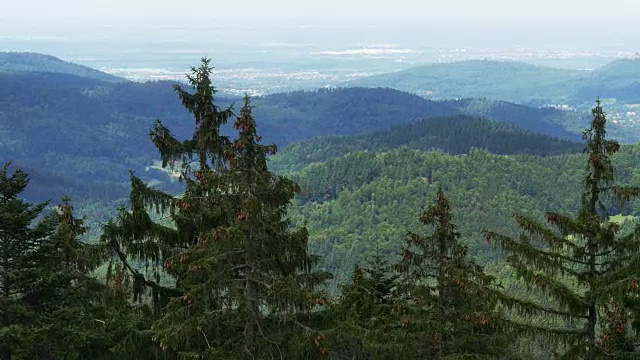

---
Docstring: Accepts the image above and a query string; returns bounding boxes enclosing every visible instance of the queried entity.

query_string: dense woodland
[270,115,583,173]
[3,58,640,359]
[274,130,640,285]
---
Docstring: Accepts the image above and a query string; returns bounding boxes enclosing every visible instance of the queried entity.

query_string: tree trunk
[586,125,600,360]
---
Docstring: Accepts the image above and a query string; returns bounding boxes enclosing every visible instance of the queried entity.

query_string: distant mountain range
[4,52,640,108]
[0,52,125,82]
[1,52,635,219]
[349,58,640,106]
[254,88,583,145]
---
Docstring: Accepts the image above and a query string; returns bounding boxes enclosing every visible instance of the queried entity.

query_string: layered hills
[0,68,586,205]
[271,115,582,173]
[350,58,640,106]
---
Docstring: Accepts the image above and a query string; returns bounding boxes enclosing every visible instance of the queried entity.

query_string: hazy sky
[3,0,640,19]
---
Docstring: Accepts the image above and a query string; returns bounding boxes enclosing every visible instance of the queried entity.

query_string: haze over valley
[3,16,639,95]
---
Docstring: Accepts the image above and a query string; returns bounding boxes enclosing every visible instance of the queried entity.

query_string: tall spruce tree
[0,163,57,360]
[396,188,508,358]
[0,166,121,359]
[151,96,330,358]
[101,58,234,308]
[102,60,330,358]
[483,99,640,359]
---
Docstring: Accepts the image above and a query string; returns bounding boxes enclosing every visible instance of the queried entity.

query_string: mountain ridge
[0,52,126,82]
[270,115,583,173]
[349,58,640,107]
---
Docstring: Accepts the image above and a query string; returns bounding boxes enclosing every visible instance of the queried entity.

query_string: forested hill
[271,115,583,173]
[0,70,587,204]
[0,52,125,82]
[350,58,640,106]
[350,60,582,103]
[256,88,583,143]
[286,144,640,285]
[573,58,640,103]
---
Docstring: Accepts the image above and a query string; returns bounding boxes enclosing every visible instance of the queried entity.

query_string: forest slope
[271,115,583,173]
[283,144,640,285]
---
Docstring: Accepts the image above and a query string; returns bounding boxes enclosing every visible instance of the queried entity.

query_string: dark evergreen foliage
[151,96,331,358]
[319,248,405,358]
[397,189,509,358]
[0,163,57,359]
[102,60,330,358]
[271,115,582,173]
[0,164,113,359]
[26,197,108,358]
[483,100,640,359]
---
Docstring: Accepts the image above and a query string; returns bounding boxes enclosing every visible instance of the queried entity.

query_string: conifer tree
[101,58,234,307]
[0,165,124,359]
[97,261,171,360]
[397,188,508,358]
[102,60,330,358]
[150,95,330,358]
[483,99,640,359]
[0,163,57,360]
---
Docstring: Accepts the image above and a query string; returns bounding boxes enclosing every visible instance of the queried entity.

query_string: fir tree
[397,188,508,358]
[0,163,57,360]
[97,261,171,360]
[102,61,330,358]
[101,58,234,307]
[483,99,640,359]
[99,58,236,356]
[150,95,330,358]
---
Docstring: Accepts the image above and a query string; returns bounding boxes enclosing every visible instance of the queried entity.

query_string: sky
[2,0,640,19]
